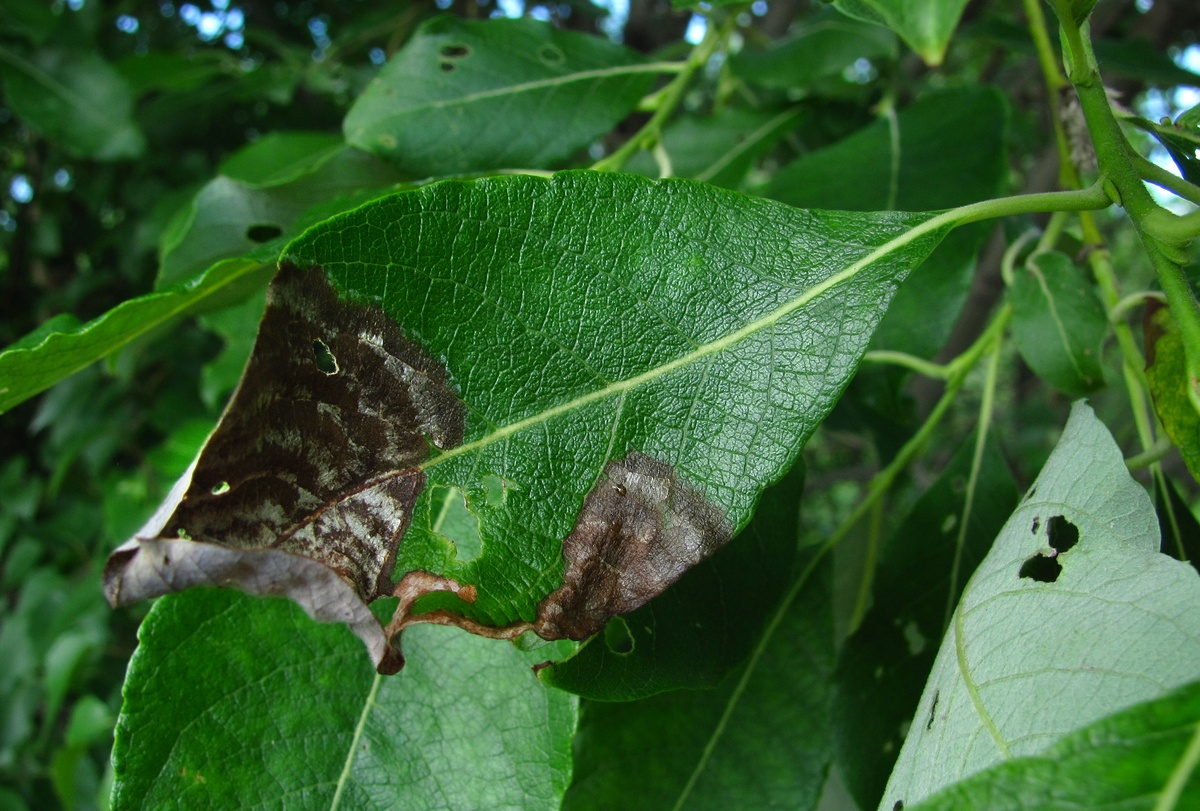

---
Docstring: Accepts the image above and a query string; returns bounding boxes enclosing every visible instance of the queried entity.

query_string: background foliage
[1,0,1199,809]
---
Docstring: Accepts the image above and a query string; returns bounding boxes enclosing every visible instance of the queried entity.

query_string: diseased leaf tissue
[104,263,730,673]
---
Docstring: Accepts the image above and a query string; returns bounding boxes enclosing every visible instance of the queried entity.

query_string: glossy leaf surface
[882,403,1200,809]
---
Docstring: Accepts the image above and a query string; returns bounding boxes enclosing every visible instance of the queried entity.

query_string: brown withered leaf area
[533,452,733,640]
[105,265,734,675]
[103,264,464,674]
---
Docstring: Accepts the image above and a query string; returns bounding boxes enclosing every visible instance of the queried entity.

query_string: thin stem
[861,350,951,379]
[1136,154,1200,207]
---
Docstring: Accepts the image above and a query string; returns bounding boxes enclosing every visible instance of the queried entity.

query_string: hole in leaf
[1025,485,1038,501]
[893,803,905,811]
[1019,553,1062,582]
[439,61,456,73]
[537,44,565,65]
[603,616,634,654]
[1047,514,1079,554]
[1031,516,1040,534]
[925,690,939,730]
[432,485,483,562]
[438,43,471,58]
[211,481,231,496]
[311,339,339,375]
[246,223,283,243]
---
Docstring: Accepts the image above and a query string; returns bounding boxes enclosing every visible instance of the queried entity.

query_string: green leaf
[0,47,144,160]
[1008,251,1107,397]
[882,402,1200,809]
[832,0,970,66]
[1128,111,1200,186]
[539,463,803,699]
[729,11,897,90]
[159,141,407,287]
[563,552,833,811]
[0,258,272,415]
[624,107,803,190]
[116,50,231,95]
[106,171,950,674]
[909,678,1200,810]
[1146,302,1200,483]
[833,433,1019,810]
[112,589,578,810]
[344,17,656,174]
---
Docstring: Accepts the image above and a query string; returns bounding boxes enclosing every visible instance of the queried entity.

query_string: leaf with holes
[103,171,951,676]
[344,16,657,174]
[159,136,408,287]
[1008,251,1107,398]
[881,402,1200,810]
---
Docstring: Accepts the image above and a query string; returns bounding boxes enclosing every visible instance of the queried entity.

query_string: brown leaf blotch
[104,264,465,674]
[534,451,732,640]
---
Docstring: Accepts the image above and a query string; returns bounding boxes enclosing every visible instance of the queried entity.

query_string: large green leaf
[112,589,578,810]
[833,433,1019,810]
[104,171,949,676]
[0,258,271,415]
[909,678,1200,810]
[832,0,970,66]
[882,402,1200,809]
[564,551,833,811]
[539,464,803,699]
[0,47,144,160]
[344,17,657,174]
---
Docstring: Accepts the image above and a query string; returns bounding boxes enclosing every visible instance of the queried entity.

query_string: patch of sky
[369,47,386,66]
[497,0,524,17]
[116,15,139,34]
[684,13,707,45]
[593,0,629,42]
[10,176,33,205]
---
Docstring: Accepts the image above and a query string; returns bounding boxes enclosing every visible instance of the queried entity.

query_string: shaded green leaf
[0,47,144,160]
[564,552,833,811]
[1008,251,1107,397]
[833,433,1019,810]
[730,11,897,90]
[882,403,1200,809]
[344,16,656,174]
[539,463,803,699]
[112,590,578,810]
[1127,111,1200,186]
[1146,301,1200,483]
[832,0,969,66]
[625,107,803,190]
[909,678,1200,810]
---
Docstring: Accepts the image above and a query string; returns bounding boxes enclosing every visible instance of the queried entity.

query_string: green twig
[592,17,731,173]
[860,350,951,379]
[1135,154,1200,207]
